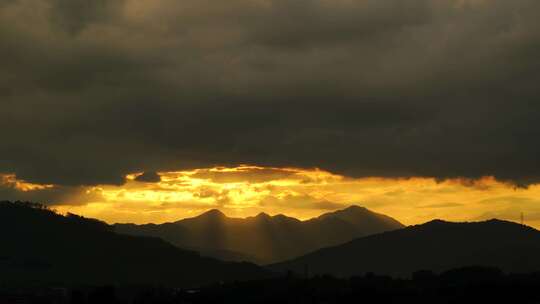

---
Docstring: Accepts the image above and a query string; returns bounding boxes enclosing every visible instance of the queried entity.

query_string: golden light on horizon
[3,166,540,229]
[0,174,55,192]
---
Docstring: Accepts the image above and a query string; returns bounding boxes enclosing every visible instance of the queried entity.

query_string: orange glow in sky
[0,174,55,192]
[3,166,540,228]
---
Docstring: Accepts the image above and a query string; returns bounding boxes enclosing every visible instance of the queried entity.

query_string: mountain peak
[313,205,405,232]
[484,218,514,225]
[411,218,537,236]
[318,205,371,220]
[255,212,272,219]
[343,205,368,212]
[272,214,300,222]
[424,219,451,225]
[422,218,515,227]
[199,209,226,218]
[117,203,405,264]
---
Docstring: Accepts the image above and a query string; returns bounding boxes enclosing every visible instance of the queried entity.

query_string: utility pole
[520,212,524,226]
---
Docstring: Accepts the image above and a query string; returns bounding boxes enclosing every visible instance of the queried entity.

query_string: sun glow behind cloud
[3,166,540,228]
[0,174,55,192]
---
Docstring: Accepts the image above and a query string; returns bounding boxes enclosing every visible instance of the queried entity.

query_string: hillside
[0,201,269,287]
[271,219,540,277]
[114,205,404,264]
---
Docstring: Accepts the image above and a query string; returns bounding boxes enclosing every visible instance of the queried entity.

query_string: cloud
[134,172,161,183]
[190,167,297,183]
[0,175,103,206]
[418,202,464,209]
[49,0,125,34]
[478,196,540,206]
[5,167,540,226]
[1,0,540,188]
[259,194,345,211]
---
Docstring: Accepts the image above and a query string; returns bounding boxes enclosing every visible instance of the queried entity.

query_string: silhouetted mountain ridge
[115,205,404,264]
[272,218,540,277]
[192,208,227,220]
[0,201,269,287]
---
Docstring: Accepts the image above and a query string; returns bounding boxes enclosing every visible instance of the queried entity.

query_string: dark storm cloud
[49,0,125,34]
[2,0,540,198]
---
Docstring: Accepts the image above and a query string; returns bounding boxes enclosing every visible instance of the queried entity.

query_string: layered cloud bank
[2,1,540,225]
[2,166,540,228]
[1,0,540,187]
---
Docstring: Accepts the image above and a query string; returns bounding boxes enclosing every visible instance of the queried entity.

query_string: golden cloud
[3,167,540,229]
[1,174,55,192]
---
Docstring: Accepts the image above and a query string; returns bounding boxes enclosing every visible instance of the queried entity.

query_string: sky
[1,0,540,227]
[3,166,540,228]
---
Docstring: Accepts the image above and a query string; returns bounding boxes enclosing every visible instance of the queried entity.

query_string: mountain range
[5,199,540,289]
[271,219,540,277]
[114,205,404,264]
[0,201,269,287]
